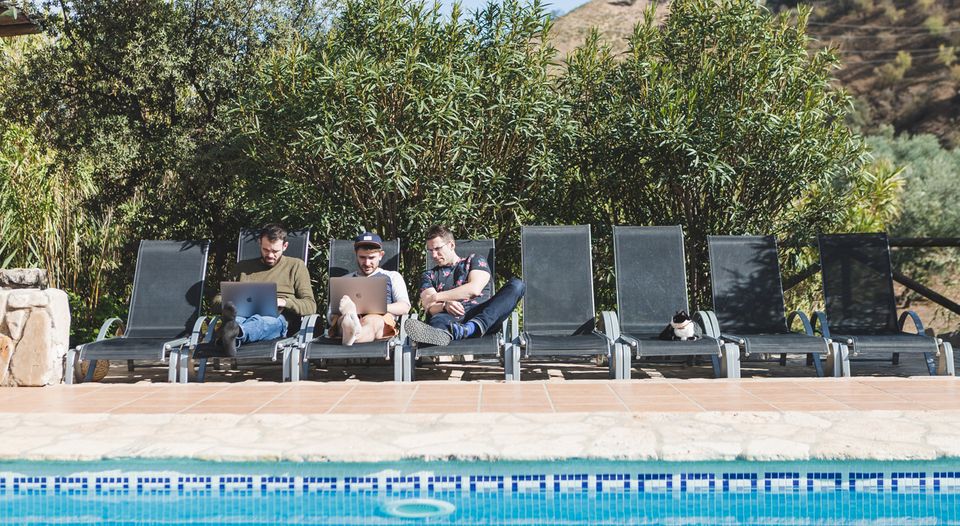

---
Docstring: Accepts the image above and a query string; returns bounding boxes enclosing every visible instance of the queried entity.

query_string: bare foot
[339,296,361,346]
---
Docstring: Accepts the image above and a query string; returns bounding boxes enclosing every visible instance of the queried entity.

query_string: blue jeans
[236,315,288,346]
[428,278,525,337]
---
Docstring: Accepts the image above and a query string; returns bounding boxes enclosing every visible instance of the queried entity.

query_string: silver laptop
[329,276,389,315]
[221,282,279,318]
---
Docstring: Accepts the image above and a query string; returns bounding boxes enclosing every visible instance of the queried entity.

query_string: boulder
[0,269,48,289]
[7,289,49,310]
[3,309,29,341]
[0,335,11,384]
[9,309,59,386]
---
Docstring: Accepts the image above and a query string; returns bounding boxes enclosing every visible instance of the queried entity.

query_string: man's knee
[505,278,525,296]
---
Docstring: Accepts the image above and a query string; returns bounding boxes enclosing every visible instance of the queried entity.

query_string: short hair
[425,225,454,243]
[259,223,288,243]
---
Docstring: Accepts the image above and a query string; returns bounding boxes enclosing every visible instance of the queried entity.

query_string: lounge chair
[609,226,737,380]
[65,240,209,384]
[708,235,847,377]
[507,225,615,381]
[173,229,311,383]
[817,233,955,376]
[402,239,516,381]
[297,239,407,382]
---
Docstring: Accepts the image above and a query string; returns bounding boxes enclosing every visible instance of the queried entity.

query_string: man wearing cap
[207,223,316,356]
[333,232,411,345]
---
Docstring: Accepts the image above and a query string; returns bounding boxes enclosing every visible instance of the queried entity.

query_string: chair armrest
[618,333,639,350]
[898,310,925,334]
[694,310,720,339]
[720,333,745,345]
[299,314,322,346]
[811,311,831,339]
[96,318,125,341]
[601,311,621,341]
[398,314,410,344]
[188,316,213,349]
[786,311,814,336]
[161,337,190,361]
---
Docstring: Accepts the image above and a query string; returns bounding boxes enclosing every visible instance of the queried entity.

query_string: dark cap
[354,232,383,250]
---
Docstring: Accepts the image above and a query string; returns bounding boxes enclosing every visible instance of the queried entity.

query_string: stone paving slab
[3,409,960,462]
[2,377,960,462]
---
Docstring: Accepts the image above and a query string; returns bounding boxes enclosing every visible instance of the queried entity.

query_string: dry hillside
[550,0,960,147]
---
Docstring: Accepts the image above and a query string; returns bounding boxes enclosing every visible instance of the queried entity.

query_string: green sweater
[213,256,316,316]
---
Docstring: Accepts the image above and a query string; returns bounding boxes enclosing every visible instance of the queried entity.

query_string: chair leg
[403,344,415,382]
[504,344,521,382]
[197,358,208,383]
[393,345,404,382]
[127,360,135,372]
[938,341,956,376]
[300,357,311,381]
[779,353,787,366]
[84,360,99,383]
[288,347,300,382]
[710,355,722,378]
[805,354,813,366]
[619,345,632,380]
[178,352,190,384]
[923,352,937,376]
[231,359,239,370]
[892,352,900,365]
[811,353,824,377]
[722,343,741,379]
[167,353,178,383]
[64,349,78,384]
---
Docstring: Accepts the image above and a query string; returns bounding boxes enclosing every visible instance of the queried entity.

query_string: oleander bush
[2,0,892,343]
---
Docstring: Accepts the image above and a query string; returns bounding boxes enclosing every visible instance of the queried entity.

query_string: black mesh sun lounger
[817,233,955,376]
[66,240,209,384]
[708,235,847,378]
[610,226,737,380]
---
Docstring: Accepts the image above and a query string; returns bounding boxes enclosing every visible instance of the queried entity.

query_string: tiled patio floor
[3,376,958,415]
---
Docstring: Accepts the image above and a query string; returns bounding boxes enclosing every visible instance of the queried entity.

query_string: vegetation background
[1,0,956,345]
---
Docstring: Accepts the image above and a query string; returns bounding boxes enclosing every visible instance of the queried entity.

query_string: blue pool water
[2,458,960,524]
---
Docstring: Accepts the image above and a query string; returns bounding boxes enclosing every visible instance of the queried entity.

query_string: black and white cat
[658,310,698,341]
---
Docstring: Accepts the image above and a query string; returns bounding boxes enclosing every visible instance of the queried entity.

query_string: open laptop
[329,276,389,315]
[221,282,279,318]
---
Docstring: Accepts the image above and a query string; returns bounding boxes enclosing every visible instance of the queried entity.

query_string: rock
[0,335,11,384]
[3,309,29,341]
[6,289,49,310]
[0,269,48,289]
[44,289,70,352]
[0,290,7,326]
[9,309,58,386]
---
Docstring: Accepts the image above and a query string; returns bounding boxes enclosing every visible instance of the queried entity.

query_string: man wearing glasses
[404,225,525,347]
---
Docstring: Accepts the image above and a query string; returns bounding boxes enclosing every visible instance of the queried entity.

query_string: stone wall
[0,269,70,386]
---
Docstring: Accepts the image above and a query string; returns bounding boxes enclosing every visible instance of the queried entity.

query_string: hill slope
[549,0,960,146]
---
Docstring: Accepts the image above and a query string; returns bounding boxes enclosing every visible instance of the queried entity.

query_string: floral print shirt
[419,254,492,309]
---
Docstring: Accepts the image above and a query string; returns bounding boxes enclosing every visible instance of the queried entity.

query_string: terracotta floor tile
[478,404,555,413]
[771,401,852,411]
[180,405,256,414]
[255,403,335,414]
[328,405,412,414]
[696,402,778,411]
[111,405,194,414]
[551,403,627,412]
[405,404,477,413]
[610,384,681,395]
[624,402,703,412]
[843,401,926,411]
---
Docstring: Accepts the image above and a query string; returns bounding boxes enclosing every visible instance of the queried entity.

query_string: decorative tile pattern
[3,469,960,496]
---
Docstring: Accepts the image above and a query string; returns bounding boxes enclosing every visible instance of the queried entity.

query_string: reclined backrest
[237,229,310,263]
[521,225,595,336]
[614,226,690,335]
[708,235,788,334]
[818,233,899,335]
[326,238,401,319]
[125,240,209,339]
[328,238,400,277]
[423,239,496,296]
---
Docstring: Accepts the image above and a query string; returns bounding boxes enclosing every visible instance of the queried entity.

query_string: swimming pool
[2,458,960,524]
